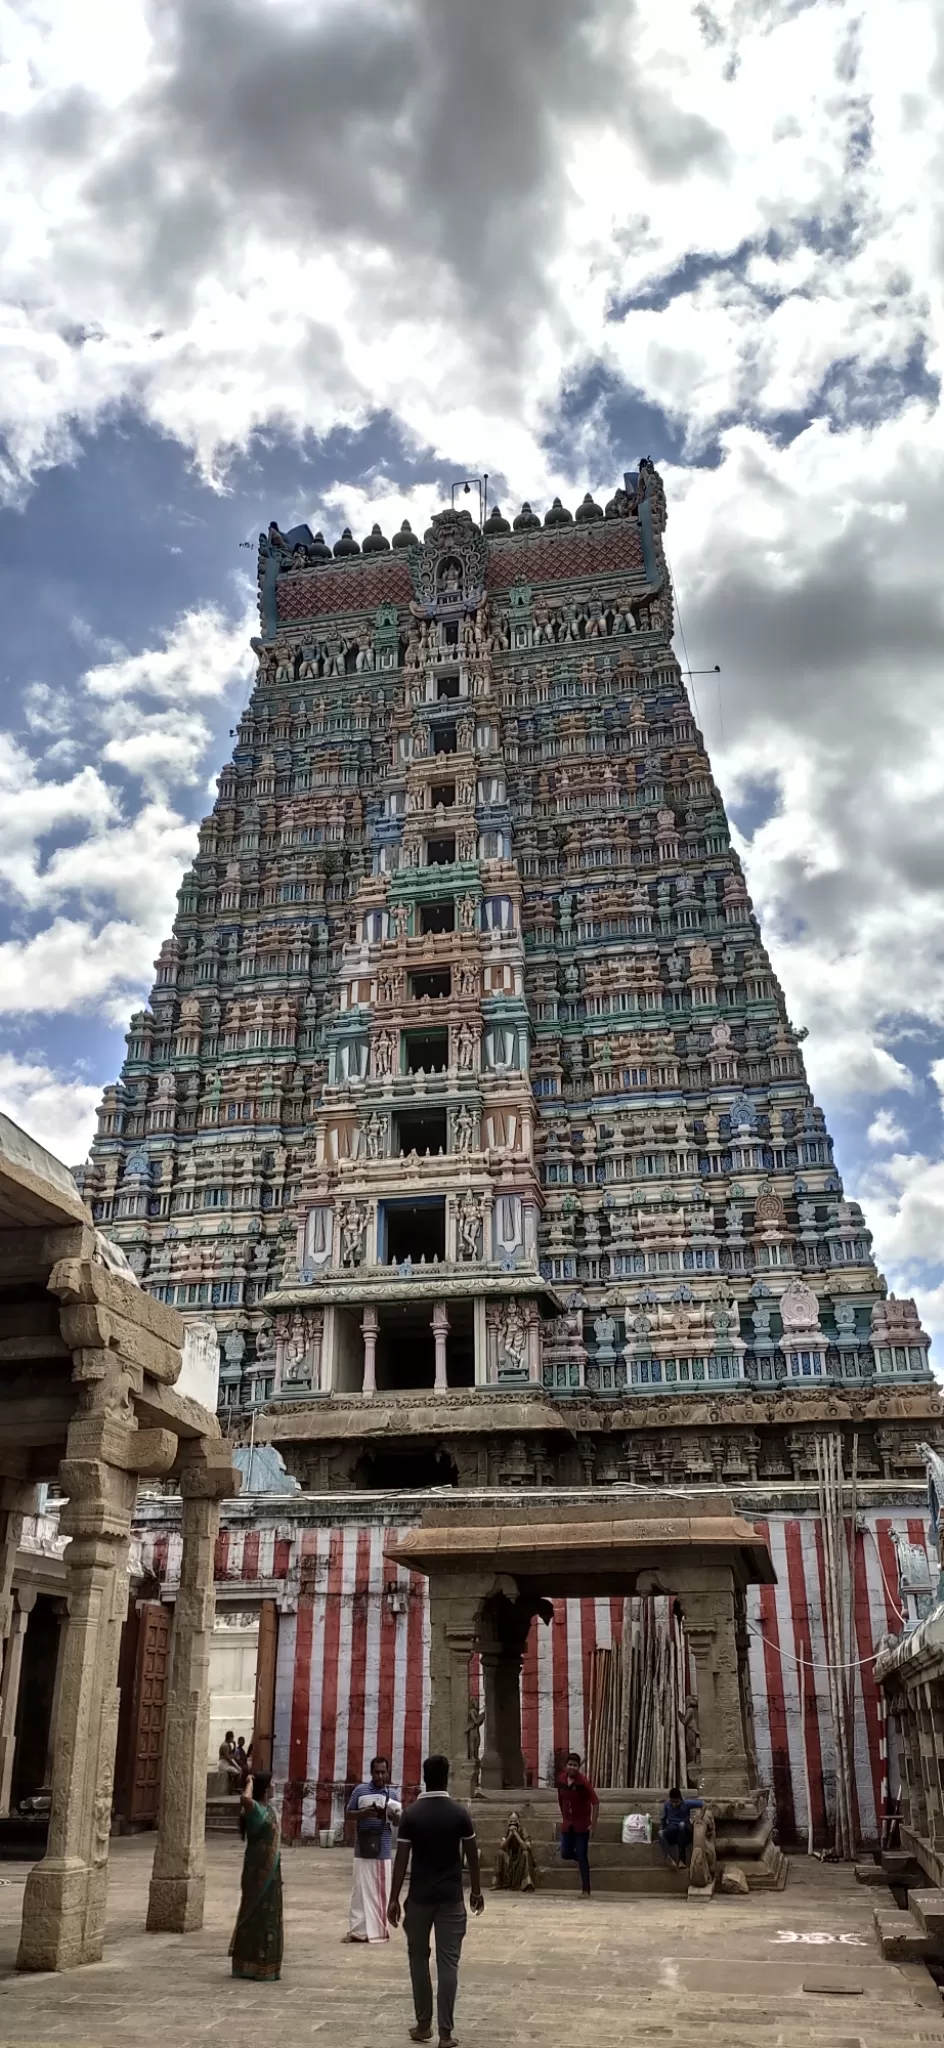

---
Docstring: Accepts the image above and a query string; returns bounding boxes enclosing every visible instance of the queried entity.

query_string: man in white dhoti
[344,1756,402,1943]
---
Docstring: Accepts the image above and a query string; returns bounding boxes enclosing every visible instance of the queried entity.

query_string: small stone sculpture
[688,1807,717,1895]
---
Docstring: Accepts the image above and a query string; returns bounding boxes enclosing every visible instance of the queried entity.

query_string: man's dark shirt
[398,1792,476,1907]
[557,1771,597,1833]
[661,1797,702,1833]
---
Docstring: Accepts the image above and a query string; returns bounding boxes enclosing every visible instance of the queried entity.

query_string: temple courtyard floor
[1,1838,943,2048]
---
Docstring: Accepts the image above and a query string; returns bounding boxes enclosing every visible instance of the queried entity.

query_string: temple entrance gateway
[386,1493,785,1892]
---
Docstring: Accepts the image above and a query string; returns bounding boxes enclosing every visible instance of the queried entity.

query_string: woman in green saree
[229,1770,284,1982]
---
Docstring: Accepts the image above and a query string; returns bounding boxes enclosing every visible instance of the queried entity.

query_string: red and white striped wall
[138,1507,928,1846]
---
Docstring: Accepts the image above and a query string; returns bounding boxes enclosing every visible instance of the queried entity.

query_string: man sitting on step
[658,1787,703,1869]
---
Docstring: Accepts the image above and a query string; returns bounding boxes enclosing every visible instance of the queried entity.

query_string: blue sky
[2,0,944,1349]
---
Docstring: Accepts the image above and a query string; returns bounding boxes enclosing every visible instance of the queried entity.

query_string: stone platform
[2,1836,943,2048]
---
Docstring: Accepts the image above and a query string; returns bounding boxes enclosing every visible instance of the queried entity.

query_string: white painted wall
[208,1612,259,1764]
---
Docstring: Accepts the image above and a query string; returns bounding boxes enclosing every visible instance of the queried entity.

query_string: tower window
[426,836,456,866]
[419,900,455,935]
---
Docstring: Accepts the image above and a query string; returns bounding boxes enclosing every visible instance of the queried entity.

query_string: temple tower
[80,463,938,1498]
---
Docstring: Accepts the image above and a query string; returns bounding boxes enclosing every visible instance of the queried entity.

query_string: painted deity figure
[374,1030,396,1077]
[456,1023,477,1072]
[457,1191,481,1262]
[498,1301,527,1375]
[340,1202,365,1267]
[453,1105,475,1153]
[613,592,637,634]
[532,595,555,645]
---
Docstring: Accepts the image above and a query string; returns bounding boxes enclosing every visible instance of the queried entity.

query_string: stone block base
[910,1886,944,1940]
[17,1857,107,1971]
[873,1905,932,1960]
[146,1873,207,1933]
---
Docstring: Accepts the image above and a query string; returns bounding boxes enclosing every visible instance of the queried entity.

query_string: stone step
[908,1887,944,1940]
[486,1839,665,1869]
[873,1906,933,1960]
[205,1797,241,1834]
[476,1817,659,1846]
[521,1862,690,1896]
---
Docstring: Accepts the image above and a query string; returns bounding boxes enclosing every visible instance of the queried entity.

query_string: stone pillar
[480,1646,526,1789]
[0,1482,34,1745]
[361,1306,379,1395]
[427,1572,487,1801]
[479,1649,503,1789]
[0,1586,37,1811]
[432,1301,449,1392]
[17,1460,137,1971]
[44,1598,70,1785]
[682,1573,755,1797]
[473,1298,487,1385]
[478,1594,530,1791]
[147,1439,237,1933]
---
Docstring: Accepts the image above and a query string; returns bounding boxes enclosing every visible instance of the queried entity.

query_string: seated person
[658,1786,703,1868]
[218,1731,242,1781]
[492,1810,536,1892]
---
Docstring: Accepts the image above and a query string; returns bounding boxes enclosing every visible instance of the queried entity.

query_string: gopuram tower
[82,461,938,1488]
[80,461,944,1847]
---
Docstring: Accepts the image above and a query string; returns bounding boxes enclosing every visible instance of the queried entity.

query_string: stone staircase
[471,1789,785,1895]
[869,1862,944,1962]
[204,1769,241,1834]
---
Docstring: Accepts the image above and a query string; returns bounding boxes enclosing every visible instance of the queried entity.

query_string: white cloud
[0,598,254,929]
[0,1052,100,1166]
[82,604,253,706]
[868,1108,908,1147]
[0,0,937,499]
[0,918,157,1018]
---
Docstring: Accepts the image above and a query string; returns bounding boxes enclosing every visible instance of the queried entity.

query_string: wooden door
[129,1601,171,1827]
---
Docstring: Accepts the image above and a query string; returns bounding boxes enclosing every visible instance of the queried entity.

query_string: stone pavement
[1,1838,943,2048]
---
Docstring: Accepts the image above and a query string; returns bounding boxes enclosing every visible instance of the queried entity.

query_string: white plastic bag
[621,1812,650,1844]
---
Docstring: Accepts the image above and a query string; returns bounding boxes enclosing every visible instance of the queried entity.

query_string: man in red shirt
[556,1751,599,1898]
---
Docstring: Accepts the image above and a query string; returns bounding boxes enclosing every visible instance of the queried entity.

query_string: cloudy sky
[2,0,944,1345]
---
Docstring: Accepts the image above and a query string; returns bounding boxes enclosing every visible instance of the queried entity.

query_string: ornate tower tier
[80,466,939,1496]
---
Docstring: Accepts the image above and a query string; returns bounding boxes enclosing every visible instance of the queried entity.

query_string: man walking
[556,1750,599,1898]
[388,1752,484,2048]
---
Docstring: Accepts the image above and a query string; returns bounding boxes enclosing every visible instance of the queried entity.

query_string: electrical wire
[746,1618,889,1675]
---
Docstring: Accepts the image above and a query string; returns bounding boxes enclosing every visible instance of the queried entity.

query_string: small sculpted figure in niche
[456,1023,477,1072]
[453,1105,475,1153]
[679,1695,701,1782]
[457,1191,481,1261]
